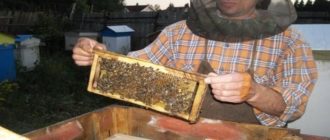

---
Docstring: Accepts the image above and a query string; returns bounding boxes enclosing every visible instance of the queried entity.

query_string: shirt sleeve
[254,33,318,127]
[127,28,175,67]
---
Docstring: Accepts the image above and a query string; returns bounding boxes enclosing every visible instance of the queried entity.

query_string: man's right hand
[72,37,106,66]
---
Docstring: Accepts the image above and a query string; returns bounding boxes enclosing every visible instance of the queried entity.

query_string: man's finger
[94,43,106,50]
[73,47,92,57]
[72,54,93,61]
[214,95,243,103]
[212,90,240,97]
[75,60,92,66]
[205,73,245,84]
[210,82,244,90]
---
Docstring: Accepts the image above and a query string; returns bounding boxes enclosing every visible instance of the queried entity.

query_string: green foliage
[75,0,90,14]
[304,0,314,11]
[0,81,19,106]
[0,0,75,12]
[92,0,124,12]
[31,13,73,52]
[313,50,330,60]
[294,0,330,11]
[0,51,112,133]
[313,0,330,11]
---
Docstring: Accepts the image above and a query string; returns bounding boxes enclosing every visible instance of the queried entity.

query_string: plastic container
[101,25,134,55]
[0,44,16,81]
[15,35,40,71]
[64,32,99,50]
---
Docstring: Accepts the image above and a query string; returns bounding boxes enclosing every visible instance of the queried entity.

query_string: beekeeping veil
[187,0,297,42]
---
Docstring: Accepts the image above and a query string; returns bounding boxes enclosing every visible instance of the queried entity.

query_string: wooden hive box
[88,50,208,122]
[24,105,310,140]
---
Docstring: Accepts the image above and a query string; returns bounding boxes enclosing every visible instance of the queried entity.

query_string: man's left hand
[204,72,256,103]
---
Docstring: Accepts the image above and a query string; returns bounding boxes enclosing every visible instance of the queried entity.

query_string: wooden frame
[88,50,208,122]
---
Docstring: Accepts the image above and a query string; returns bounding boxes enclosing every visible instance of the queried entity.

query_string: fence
[0,11,42,34]
[0,10,329,50]
[72,10,188,50]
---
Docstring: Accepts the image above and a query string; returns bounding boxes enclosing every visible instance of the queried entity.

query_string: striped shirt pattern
[128,20,318,127]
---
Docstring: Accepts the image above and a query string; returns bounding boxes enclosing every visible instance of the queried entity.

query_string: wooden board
[88,50,208,122]
[106,133,151,140]
[23,105,323,140]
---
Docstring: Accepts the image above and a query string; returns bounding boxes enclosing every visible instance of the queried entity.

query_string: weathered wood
[88,50,208,122]
[22,105,321,140]
[106,133,151,140]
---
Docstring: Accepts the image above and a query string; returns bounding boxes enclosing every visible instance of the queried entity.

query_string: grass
[0,48,115,134]
[313,50,330,61]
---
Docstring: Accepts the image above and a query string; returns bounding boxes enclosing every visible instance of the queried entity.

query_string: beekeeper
[72,0,318,127]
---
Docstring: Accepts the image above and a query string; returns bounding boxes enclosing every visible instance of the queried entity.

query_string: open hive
[88,50,208,122]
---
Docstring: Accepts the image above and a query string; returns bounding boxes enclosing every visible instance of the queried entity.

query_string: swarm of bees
[96,58,196,114]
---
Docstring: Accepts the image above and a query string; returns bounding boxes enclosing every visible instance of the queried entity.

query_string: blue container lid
[101,25,134,37]
[15,35,33,42]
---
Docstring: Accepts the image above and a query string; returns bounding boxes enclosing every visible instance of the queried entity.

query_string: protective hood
[186,0,297,42]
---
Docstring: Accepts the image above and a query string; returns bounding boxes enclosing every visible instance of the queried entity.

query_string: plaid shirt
[128,20,318,127]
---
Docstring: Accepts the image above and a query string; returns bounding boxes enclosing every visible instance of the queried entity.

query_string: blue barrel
[0,44,16,81]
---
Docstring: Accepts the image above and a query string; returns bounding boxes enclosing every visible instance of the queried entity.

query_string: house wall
[287,24,330,137]
[292,24,330,50]
[288,60,330,137]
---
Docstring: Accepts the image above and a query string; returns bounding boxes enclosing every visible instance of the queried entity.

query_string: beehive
[88,50,208,122]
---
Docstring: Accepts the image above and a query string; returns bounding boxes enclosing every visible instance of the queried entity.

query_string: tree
[75,0,90,14]
[313,0,330,11]
[153,4,161,11]
[304,0,313,11]
[91,0,124,12]
[298,0,305,11]
[167,3,175,10]
[0,0,75,12]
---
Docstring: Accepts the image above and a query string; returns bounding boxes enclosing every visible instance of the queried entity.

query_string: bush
[31,13,73,53]
[0,51,112,133]
[0,81,19,107]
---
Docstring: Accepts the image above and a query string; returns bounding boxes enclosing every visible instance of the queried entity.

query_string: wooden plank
[106,133,151,140]
[26,121,83,140]
[109,106,132,136]
[21,105,330,140]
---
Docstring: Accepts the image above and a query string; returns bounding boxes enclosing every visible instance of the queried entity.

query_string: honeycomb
[95,58,197,115]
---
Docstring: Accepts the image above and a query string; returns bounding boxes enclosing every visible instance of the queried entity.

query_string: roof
[125,5,149,12]
[101,25,134,37]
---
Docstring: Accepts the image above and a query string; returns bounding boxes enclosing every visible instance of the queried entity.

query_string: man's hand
[204,72,256,103]
[205,72,286,116]
[72,37,106,66]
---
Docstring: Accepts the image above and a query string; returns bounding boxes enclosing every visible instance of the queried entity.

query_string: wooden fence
[72,10,188,50]
[0,10,187,50]
[0,10,329,50]
[0,11,41,34]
